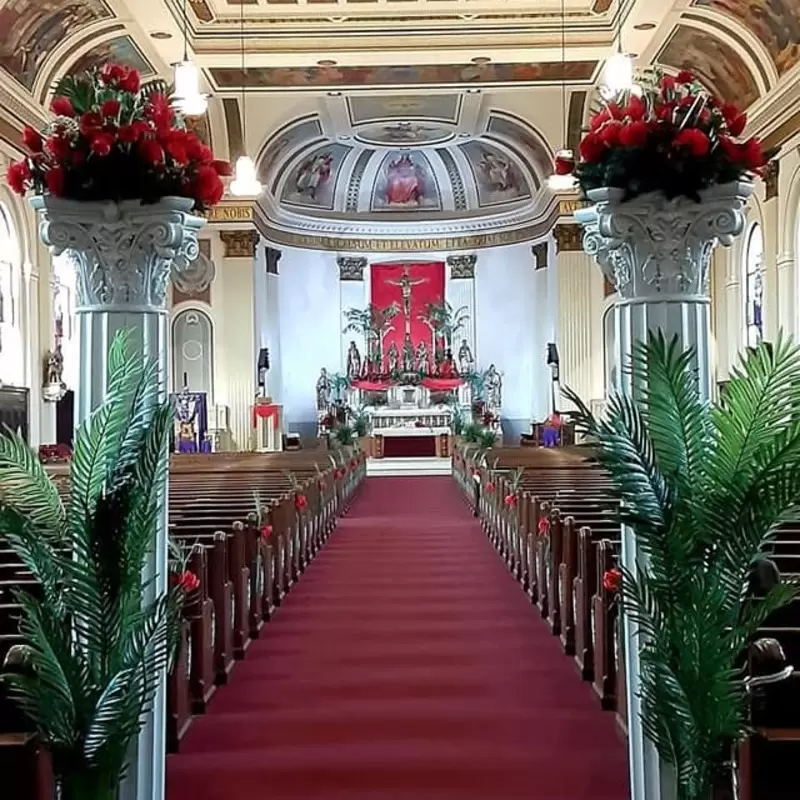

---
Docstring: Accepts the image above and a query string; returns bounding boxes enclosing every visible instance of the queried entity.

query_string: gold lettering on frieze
[207,204,254,223]
[558,198,587,215]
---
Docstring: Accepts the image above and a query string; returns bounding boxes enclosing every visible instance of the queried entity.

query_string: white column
[338,255,367,371]
[33,195,204,800]
[776,252,795,339]
[577,181,753,800]
[22,259,43,447]
[445,254,476,356]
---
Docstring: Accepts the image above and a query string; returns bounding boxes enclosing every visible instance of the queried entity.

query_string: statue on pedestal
[346,341,362,380]
[415,341,430,375]
[387,341,399,373]
[316,368,332,410]
[457,338,475,375]
[486,364,502,410]
[402,333,415,373]
[176,385,199,453]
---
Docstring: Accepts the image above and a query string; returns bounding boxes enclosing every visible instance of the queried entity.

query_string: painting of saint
[280,143,350,210]
[659,25,761,108]
[357,121,453,146]
[460,141,531,206]
[372,151,441,212]
[693,0,800,75]
[67,36,154,80]
[0,0,113,91]
[259,117,324,190]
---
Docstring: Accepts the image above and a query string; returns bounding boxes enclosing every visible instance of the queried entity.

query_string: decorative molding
[266,247,281,275]
[554,224,582,253]
[337,256,367,281]
[764,161,779,201]
[219,230,259,259]
[447,254,476,279]
[532,242,548,270]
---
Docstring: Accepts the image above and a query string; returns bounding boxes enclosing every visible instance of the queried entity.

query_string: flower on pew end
[537,517,550,537]
[603,567,622,594]
[504,493,518,508]
[173,570,200,593]
[260,524,273,540]
[295,493,308,511]
[485,481,495,493]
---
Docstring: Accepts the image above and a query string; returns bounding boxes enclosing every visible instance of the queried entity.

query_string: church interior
[1,0,800,798]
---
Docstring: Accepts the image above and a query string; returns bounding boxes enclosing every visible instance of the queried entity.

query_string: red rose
[165,138,188,166]
[740,137,765,170]
[45,134,71,161]
[22,125,43,153]
[6,160,31,196]
[721,104,747,137]
[139,139,165,166]
[50,96,75,117]
[624,95,646,121]
[603,567,622,594]
[656,101,676,122]
[79,111,102,137]
[673,128,710,157]
[90,132,115,156]
[177,570,200,592]
[600,120,622,146]
[485,481,495,493]
[607,102,624,120]
[295,494,308,511]
[193,164,224,206]
[101,99,121,118]
[118,124,138,144]
[660,75,676,92]
[718,135,738,162]
[132,120,153,138]
[619,120,649,147]
[145,93,174,129]
[99,63,125,85]
[212,159,233,176]
[589,108,610,131]
[537,517,550,537]
[676,70,694,84]
[44,166,66,197]
[119,68,141,94]
[260,525,273,540]
[579,132,605,164]
[504,494,517,508]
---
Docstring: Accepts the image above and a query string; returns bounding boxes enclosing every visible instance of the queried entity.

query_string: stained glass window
[744,224,763,348]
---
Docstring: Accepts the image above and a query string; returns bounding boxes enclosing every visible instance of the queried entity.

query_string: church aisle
[166,477,629,799]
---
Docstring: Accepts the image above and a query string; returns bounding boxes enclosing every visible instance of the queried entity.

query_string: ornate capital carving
[266,247,281,275]
[553,223,582,252]
[337,255,367,281]
[764,160,779,201]
[31,196,204,313]
[220,229,259,258]
[446,254,476,279]
[575,182,753,301]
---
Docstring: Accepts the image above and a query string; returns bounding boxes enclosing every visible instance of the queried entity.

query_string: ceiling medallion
[317,59,337,67]
[633,22,656,30]
[150,31,172,39]
[355,121,455,147]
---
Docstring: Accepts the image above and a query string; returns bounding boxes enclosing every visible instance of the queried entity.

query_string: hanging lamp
[548,0,577,192]
[172,0,209,116]
[600,0,633,98]
[230,0,262,197]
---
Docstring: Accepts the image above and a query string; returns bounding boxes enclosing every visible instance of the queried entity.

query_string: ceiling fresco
[0,0,113,91]
[67,35,155,78]
[692,0,800,76]
[658,24,760,108]
[209,61,598,90]
[348,95,461,126]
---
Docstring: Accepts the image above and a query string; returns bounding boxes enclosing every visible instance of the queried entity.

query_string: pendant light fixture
[172,0,209,116]
[600,0,633,98]
[230,0,263,197]
[548,0,577,193]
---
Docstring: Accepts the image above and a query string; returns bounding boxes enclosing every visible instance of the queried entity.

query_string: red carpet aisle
[166,477,630,800]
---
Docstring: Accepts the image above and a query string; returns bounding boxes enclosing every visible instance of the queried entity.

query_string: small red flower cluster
[485,480,496,493]
[295,493,308,512]
[172,570,200,592]
[572,70,767,200]
[6,63,230,211]
[260,525,273,540]
[504,494,518,508]
[603,567,622,594]
[537,517,550,537]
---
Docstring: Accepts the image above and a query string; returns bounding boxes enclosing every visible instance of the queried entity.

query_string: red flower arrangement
[570,69,769,202]
[6,63,230,211]
[603,567,622,594]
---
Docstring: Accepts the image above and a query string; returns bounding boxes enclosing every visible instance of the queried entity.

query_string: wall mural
[459,140,531,206]
[348,94,461,125]
[371,151,441,212]
[486,114,549,185]
[356,122,453,146]
[280,143,350,210]
[658,25,760,108]
[209,60,598,90]
[68,35,155,78]
[260,117,323,190]
[0,0,113,91]
[692,0,800,75]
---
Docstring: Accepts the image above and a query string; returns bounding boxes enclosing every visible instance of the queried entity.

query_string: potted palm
[564,333,800,800]
[0,330,191,800]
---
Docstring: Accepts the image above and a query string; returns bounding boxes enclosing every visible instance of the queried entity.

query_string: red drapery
[370,262,445,360]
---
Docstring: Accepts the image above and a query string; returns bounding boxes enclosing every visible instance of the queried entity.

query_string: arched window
[172,309,214,399]
[744,223,763,348]
[0,204,23,386]
[52,254,78,390]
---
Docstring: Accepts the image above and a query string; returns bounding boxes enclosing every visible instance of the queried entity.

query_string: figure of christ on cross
[386,266,428,336]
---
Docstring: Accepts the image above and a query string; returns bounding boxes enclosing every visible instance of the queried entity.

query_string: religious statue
[415,341,430,375]
[486,364,502,410]
[175,385,199,453]
[316,367,332,410]
[346,341,362,380]
[457,338,475,375]
[439,348,456,378]
[402,333,415,373]
[387,341,399,373]
[45,348,63,386]
[387,266,428,336]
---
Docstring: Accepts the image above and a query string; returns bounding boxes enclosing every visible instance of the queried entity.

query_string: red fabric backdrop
[370,262,445,359]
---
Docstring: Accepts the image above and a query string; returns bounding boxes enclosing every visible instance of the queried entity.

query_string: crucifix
[386,266,428,336]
